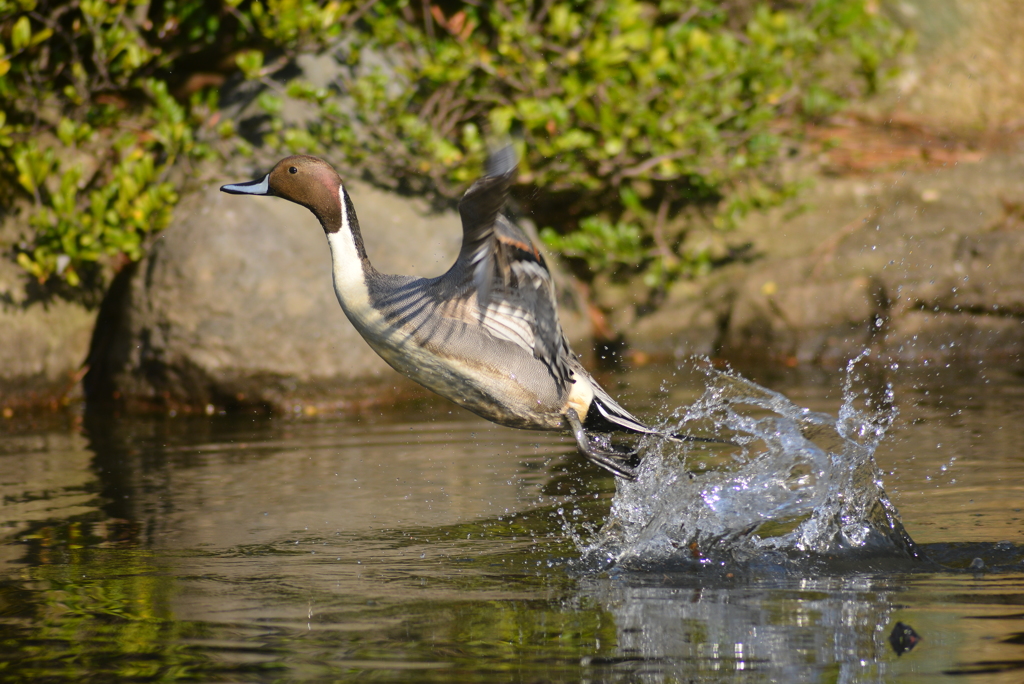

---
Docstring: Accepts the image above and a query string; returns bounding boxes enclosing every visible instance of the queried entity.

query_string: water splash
[584,354,917,570]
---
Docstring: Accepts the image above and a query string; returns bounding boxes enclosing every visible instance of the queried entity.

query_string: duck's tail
[586,387,729,445]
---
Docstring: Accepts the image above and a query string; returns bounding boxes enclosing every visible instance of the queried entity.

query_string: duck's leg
[564,408,640,480]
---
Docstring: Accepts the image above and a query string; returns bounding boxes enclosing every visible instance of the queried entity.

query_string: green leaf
[11,16,31,51]
[235,50,264,80]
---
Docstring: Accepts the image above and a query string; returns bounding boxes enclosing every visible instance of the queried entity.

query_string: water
[587,355,915,570]
[1,359,1023,682]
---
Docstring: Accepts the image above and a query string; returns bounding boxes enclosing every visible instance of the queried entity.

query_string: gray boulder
[628,151,1024,365]
[0,222,96,414]
[0,297,95,413]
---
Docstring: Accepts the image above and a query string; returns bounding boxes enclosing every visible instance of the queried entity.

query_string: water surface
[1,360,1023,682]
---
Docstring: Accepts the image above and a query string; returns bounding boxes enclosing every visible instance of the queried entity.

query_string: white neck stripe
[338,184,348,233]
[326,184,373,323]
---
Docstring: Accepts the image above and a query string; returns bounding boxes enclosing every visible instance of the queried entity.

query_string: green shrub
[262,0,907,293]
[0,0,341,298]
[2,1,202,296]
[0,0,906,308]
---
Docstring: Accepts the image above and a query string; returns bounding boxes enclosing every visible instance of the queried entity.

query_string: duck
[222,147,692,480]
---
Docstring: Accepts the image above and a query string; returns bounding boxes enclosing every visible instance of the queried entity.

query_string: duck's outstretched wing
[455,147,573,386]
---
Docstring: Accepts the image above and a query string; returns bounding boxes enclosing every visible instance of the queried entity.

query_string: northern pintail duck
[222,148,687,479]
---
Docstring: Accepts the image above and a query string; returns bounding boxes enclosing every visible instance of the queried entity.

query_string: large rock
[880,229,1024,361]
[875,0,1024,133]
[85,172,590,413]
[0,298,96,412]
[628,151,1024,364]
[619,0,1024,366]
[0,223,97,414]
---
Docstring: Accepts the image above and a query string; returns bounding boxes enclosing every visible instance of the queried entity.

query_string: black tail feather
[584,397,733,446]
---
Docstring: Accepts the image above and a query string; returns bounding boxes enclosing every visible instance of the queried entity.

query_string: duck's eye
[289,166,298,174]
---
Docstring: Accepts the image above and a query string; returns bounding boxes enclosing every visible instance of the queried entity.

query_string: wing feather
[452,147,572,385]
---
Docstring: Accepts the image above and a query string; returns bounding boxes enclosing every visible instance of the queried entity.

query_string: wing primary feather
[486,144,517,178]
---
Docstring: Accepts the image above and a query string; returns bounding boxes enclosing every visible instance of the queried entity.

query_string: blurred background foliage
[0,0,906,306]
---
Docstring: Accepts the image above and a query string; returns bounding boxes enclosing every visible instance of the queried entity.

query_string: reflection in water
[581,575,901,681]
[0,431,97,569]
[84,409,575,549]
[0,363,1022,681]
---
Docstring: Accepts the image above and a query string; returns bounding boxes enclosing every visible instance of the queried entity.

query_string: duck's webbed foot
[564,408,641,480]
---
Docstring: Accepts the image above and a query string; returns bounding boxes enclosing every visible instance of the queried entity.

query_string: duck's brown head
[221,155,345,233]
